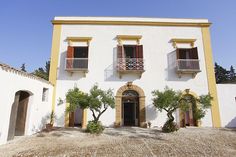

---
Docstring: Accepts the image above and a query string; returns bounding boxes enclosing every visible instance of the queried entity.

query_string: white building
[0,63,53,145]
[217,84,236,127]
[49,16,222,128]
[1,16,236,146]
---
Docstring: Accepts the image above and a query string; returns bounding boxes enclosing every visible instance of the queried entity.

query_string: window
[117,45,143,59]
[117,45,144,71]
[42,88,49,102]
[176,47,200,71]
[177,47,198,60]
[66,46,89,70]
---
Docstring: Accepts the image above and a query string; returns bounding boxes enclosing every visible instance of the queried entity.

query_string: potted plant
[46,110,55,131]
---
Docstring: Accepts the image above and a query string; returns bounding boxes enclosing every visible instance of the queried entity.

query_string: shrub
[86,120,104,134]
[162,120,179,133]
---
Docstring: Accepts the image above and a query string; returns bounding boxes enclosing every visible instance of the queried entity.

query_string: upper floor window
[177,47,198,60]
[66,46,89,71]
[176,47,201,77]
[116,35,145,78]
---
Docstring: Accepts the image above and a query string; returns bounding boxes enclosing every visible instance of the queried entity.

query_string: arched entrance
[115,82,146,127]
[179,91,198,127]
[68,107,83,127]
[7,91,31,140]
[122,90,139,126]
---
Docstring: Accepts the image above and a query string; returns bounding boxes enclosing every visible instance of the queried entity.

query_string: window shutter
[67,46,74,69]
[117,45,123,58]
[85,46,89,58]
[67,46,74,58]
[178,49,187,59]
[136,45,143,58]
[176,49,180,59]
[191,47,199,59]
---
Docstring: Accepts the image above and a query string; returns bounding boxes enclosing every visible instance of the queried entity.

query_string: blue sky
[0,0,235,72]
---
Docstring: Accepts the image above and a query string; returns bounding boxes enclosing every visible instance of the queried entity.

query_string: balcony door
[73,47,88,69]
[124,45,136,58]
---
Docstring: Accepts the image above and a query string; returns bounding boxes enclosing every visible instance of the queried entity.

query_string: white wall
[0,68,53,145]
[217,84,236,127]
[53,18,213,128]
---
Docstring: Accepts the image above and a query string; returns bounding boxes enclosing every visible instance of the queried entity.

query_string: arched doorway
[122,90,139,126]
[115,82,146,127]
[68,107,83,127]
[7,91,31,140]
[180,94,198,127]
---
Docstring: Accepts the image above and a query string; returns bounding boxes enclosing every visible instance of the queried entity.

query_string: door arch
[115,82,145,127]
[179,90,199,127]
[122,90,139,126]
[7,90,31,140]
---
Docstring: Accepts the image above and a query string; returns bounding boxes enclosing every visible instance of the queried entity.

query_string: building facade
[49,16,221,129]
[0,63,53,145]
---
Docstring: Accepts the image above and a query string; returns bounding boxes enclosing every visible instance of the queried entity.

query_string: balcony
[176,59,201,77]
[117,58,145,78]
[65,58,88,73]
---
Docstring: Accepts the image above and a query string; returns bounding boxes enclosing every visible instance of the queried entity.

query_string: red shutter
[138,45,143,58]
[67,46,74,69]
[67,46,74,58]
[117,45,123,58]
[191,47,199,59]
[176,48,180,59]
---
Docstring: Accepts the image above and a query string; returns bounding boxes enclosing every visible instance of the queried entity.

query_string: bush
[86,121,104,134]
[162,120,179,133]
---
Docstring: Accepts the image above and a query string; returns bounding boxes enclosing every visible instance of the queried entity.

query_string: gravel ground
[0,127,236,157]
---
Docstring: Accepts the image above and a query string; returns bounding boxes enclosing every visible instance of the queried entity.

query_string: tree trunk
[167,110,174,123]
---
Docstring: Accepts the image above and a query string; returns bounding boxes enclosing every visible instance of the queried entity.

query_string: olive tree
[66,84,115,133]
[152,86,212,132]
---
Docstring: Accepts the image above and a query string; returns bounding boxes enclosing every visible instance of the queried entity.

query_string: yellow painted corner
[65,103,70,127]
[82,109,87,129]
[49,24,61,112]
[201,27,221,127]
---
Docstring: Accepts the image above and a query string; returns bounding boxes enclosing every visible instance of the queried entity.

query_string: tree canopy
[215,63,236,83]
[33,61,50,81]
[152,86,212,132]
[66,84,115,123]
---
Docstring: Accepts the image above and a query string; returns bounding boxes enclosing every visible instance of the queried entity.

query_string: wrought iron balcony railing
[117,58,144,71]
[65,58,88,71]
[176,59,200,72]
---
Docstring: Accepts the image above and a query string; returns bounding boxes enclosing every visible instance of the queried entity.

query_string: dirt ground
[0,127,236,157]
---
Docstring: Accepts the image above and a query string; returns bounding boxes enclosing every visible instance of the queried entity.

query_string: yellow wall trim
[201,27,221,127]
[67,37,92,46]
[117,35,142,45]
[52,20,211,27]
[171,38,196,48]
[49,25,62,112]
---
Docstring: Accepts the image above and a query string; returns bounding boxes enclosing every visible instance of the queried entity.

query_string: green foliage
[88,84,115,122]
[20,63,26,72]
[162,121,179,133]
[152,86,185,113]
[65,84,115,123]
[194,94,213,121]
[49,110,56,125]
[215,62,236,83]
[33,61,50,80]
[66,87,89,113]
[152,87,184,132]
[86,120,104,134]
[152,86,212,132]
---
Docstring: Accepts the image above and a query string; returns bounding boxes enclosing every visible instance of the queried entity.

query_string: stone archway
[115,82,146,127]
[179,89,199,127]
[7,91,31,140]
